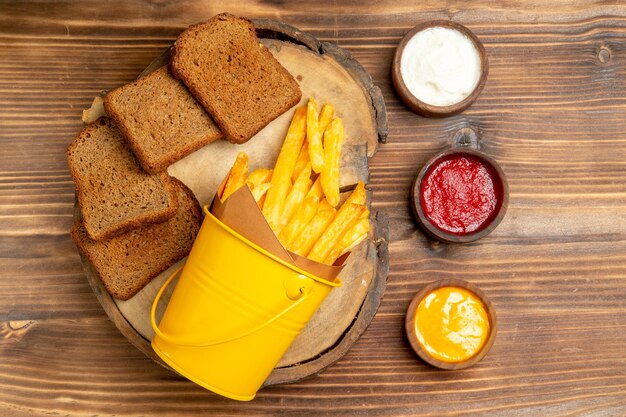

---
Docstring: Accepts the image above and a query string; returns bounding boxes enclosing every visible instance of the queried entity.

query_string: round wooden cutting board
[77,19,389,386]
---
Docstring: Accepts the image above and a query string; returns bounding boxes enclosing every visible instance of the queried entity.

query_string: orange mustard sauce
[414,286,490,363]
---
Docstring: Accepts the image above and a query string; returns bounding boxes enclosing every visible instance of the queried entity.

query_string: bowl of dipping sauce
[411,140,508,243]
[405,279,497,369]
[392,20,488,117]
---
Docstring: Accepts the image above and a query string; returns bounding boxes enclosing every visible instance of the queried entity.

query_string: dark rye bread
[170,13,302,144]
[71,178,202,300]
[104,66,223,174]
[67,117,178,241]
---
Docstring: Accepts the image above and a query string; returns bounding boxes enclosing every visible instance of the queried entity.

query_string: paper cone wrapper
[210,182,346,281]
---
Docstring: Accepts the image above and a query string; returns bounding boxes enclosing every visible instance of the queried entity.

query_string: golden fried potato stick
[293,181,364,257]
[307,98,325,174]
[279,196,320,249]
[307,202,366,263]
[291,201,336,257]
[292,139,310,183]
[318,103,335,133]
[317,198,335,212]
[222,152,249,200]
[320,118,344,207]
[312,183,365,250]
[262,107,307,230]
[323,209,370,265]
[246,168,272,189]
[345,181,366,206]
[306,177,324,200]
[277,162,312,232]
[250,183,271,208]
[257,193,268,210]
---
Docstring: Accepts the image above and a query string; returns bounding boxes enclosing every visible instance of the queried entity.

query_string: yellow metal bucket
[151,207,341,401]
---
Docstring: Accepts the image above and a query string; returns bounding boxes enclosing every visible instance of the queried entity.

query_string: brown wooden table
[2,1,626,415]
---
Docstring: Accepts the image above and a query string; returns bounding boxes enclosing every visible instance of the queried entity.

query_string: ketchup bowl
[411,146,508,243]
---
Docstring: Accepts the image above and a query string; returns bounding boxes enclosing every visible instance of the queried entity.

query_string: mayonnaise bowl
[392,20,488,117]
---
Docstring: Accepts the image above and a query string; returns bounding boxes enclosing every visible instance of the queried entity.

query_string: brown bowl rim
[410,148,509,243]
[392,20,489,117]
[405,278,498,370]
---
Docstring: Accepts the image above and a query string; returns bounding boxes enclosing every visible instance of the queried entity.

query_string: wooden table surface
[2,1,626,415]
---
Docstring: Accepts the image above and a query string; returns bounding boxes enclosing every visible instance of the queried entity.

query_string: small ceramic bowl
[410,136,508,243]
[392,20,489,117]
[405,278,497,370]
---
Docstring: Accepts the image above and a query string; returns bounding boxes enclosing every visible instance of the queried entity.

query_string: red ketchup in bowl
[420,153,503,235]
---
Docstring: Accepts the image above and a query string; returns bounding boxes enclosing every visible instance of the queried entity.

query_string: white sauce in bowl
[400,26,481,107]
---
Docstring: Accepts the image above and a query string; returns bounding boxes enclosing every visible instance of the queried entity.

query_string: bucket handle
[150,265,309,347]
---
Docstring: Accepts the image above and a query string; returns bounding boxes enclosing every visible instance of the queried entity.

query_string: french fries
[306,177,324,200]
[323,210,370,265]
[220,100,370,265]
[292,140,310,183]
[320,118,344,207]
[290,200,336,257]
[246,168,272,208]
[307,98,325,174]
[307,202,366,263]
[247,168,272,189]
[250,183,270,208]
[262,107,307,231]
[278,162,312,232]
[317,198,336,213]
[345,181,366,206]
[318,103,335,133]
[307,183,368,262]
[222,152,248,200]
[278,196,319,249]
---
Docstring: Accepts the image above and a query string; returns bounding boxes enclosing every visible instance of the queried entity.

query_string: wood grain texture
[2,0,626,415]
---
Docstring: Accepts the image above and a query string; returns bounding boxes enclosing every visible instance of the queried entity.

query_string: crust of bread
[66,117,179,240]
[71,177,202,300]
[103,66,223,173]
[170,13,302,144]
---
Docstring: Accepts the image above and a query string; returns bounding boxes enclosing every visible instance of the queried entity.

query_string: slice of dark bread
[170,13,302,144]
[71,178,203,300]
[104,66,223,173]
[67,117,178,241]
